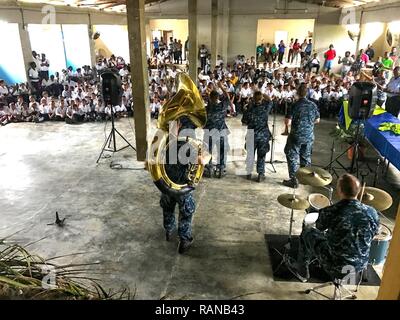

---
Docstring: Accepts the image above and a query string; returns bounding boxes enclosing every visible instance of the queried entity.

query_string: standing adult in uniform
[203,89,230,178]
[244,91,273,182]
[160,120,204,254]
[283,83,320,188]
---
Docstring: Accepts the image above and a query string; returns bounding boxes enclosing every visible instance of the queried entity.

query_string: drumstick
[358,182,366,201]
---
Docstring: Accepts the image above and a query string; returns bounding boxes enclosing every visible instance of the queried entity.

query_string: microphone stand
[266,100,286,173]
[373,158,381,187]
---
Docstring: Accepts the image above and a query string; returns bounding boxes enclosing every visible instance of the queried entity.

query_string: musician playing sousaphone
[147,73,211,255]
[288,174,380,282]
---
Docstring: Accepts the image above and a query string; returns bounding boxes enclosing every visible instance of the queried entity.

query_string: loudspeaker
[385,95,400,118]
[348,82,377,119]
[101,71,121,106]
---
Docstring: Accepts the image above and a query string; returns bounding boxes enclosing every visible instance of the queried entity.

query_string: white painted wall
[257,19,315,45]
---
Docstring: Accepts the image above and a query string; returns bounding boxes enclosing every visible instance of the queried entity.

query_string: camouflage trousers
[298,227,354,279]
[284,136,313,179]
[205,134,228,169]
[246,136,270,174]
[298,227,329,266]
[160,192,196,241]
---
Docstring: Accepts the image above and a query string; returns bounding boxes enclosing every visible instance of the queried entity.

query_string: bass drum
[369,224,392,265]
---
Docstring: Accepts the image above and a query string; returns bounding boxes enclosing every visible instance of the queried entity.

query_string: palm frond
[0,240,130,300]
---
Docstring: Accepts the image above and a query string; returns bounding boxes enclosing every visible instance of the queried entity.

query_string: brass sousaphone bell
[147,73,211,196]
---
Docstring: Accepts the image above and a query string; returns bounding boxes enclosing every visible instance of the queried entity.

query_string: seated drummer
[289,174,380,282]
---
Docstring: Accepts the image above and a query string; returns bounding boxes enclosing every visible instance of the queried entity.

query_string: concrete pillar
[126,0,150,161]
[188,0,198,81]
[355,10,364,54]
[220,0,229,65]
[377,203,400,300]
[145,19,151,57]
[18,23,33,74]
[211,0,218,69]
[87,18,97,68]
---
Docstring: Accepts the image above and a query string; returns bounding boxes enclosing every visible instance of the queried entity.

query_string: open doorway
[256,19,315,66]
[163,30,173,43]
[275,30,288,48]
[150,30,172,51]
[148,19,188,57]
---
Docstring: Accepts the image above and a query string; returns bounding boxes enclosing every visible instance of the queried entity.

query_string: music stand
[266,102,286,173]
[96,71,136,163]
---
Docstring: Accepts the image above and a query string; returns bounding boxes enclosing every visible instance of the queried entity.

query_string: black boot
[178,237,194,254]
[257,173,266,183]
[203,165,212,178]
[166,231,174,242]
[215,168,226,179]
[282,178,299,188]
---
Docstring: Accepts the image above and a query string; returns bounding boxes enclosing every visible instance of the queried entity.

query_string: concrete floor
[0,115,399,300]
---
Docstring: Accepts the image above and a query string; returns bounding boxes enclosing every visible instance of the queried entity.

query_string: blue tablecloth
[364,113,400,171]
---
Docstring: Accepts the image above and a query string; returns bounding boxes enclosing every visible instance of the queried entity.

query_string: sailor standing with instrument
[159,120,199,254]
[147,73,211,254]
[204,86,230,178]
[289,174,379,282]
[283,83,320,188]
[244,91,273,182]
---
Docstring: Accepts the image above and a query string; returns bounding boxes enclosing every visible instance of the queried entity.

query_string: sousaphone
[147,73,210,196]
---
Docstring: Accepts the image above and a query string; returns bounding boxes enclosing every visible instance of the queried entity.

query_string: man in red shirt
[323,44,336,74]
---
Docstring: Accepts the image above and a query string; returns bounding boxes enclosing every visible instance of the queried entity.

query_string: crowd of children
[1,43,399,127]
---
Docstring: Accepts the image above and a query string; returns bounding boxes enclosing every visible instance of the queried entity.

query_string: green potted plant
[329,122,367,160]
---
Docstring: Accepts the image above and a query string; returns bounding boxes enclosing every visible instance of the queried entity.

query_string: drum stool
[302,268,366,300]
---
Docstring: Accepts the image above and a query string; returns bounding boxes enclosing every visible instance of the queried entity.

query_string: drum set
[274,166,394,276]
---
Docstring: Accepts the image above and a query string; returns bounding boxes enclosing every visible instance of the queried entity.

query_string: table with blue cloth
[364,112,400,171]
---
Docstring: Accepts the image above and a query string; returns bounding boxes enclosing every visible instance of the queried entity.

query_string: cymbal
[361,187,393,211]
[296,167,333,187]
[278,194,310,210]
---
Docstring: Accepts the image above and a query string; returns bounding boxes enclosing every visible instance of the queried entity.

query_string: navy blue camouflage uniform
[203,98,229,170]
[284,98,320,179]
[160,121,197,241]
[179,116,197,139]
[298,200,379,277]
[245,100,273,175]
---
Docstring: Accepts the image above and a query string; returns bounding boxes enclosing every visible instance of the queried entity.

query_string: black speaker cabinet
[348,81,377,119]
[101,70,122,106]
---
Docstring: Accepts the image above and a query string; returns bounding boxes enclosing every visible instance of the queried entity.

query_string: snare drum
[369,224,392,265]
[307,193,330,213]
